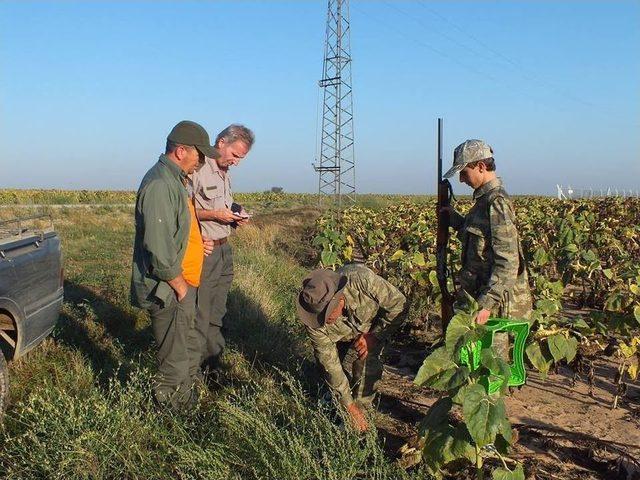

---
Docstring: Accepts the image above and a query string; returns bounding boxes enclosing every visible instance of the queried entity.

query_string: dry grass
[0,204,428,480]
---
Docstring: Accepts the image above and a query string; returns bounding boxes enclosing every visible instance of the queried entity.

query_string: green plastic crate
[459,318,530,394]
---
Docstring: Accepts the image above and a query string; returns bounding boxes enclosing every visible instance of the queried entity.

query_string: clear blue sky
[1,1,638,195]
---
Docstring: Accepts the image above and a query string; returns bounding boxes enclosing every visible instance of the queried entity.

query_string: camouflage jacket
[450,178,532,318]
[305,264,407,406]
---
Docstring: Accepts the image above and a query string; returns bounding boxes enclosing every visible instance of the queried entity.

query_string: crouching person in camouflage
[442,139,533,325]
[296,264,407,432]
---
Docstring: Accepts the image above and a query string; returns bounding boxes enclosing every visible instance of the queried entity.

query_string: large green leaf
[492,464,525,480]
[462,384,506,447]
[414,347,456,388]
[451,382,474,406]
[533,247,549,266]
[499,417,513,444]
[446,312,481,357]
[535,298,560,316]
[605,292,625,312]
[581,249,598,264]
[449,423,476,463]
[390,249,405,261]
[430,366,470,391]
[547,334,569,362]
[312,235,329,247]
[494,417,514,455]
[418,397,453,432]
[634,306,640,325]
[480,349,512,393]
[412,251,426,266]
[320,250,338,267]
[565,336,579,363]
[526,341,553,378]
[420,421,476,477]
[571,318,590,330]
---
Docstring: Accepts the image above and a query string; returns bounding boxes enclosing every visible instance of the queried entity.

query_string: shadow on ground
[56,280,153,385]
[224,288,322,394]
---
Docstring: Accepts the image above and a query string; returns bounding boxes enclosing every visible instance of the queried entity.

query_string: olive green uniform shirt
[188,157,233,240]
[450,178,532,318]
[131,154,191,309]
[305,264,407,406]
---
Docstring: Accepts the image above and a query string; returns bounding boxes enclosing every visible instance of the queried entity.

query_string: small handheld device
[230,202,251,227]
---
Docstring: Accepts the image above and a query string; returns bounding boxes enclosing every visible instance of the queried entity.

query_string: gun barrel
[435,117,454,333]
[437,118,443,182]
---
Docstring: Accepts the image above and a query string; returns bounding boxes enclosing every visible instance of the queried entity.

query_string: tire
[0,352,8,418]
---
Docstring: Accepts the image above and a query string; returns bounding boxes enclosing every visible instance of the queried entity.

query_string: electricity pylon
[314,0,356,207]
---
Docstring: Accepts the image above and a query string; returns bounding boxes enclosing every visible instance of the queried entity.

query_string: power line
[415,1,595,108]
[351,2,575,114]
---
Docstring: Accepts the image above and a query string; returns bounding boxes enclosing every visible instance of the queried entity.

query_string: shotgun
[436,118,455,333]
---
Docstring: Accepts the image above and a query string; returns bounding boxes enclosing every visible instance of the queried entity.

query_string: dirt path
[374,346,640,479]
[271,209,640,478]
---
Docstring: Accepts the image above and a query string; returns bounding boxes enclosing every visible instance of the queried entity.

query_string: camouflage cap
[297,269,347,329]
[444,139,494,179]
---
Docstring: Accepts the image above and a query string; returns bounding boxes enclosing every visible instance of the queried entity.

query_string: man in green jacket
[131,120,215,408]
[297,264,407,432]
[442,139,532,324]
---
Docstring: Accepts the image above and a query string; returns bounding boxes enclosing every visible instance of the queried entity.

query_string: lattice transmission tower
[314,0,356,206]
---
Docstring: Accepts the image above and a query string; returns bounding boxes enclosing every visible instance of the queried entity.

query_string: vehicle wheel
[0,353,8,418]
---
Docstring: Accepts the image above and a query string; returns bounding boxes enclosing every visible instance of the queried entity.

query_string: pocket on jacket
[465,225,487,264]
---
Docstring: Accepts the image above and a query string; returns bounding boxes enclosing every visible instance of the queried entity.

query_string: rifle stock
[436,118,455,334]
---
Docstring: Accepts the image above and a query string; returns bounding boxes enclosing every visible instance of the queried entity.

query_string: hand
[346,402,368,432]
[475,309,491,325]
[353,333,378,360]
[235,207,251,227]
[216,208,245,224]
[168,275,189,302]
[174,282,188,302]
[203,238,214,256]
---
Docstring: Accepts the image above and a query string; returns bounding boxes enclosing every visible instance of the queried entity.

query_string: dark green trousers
[195,243,234,367]
[149,285,200,409]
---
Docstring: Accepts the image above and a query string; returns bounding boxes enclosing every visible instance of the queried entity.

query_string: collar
[158,154,187,182]
[473,177,502,200]
[206,155,228,177]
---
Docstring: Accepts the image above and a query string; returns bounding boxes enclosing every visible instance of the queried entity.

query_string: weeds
[0,205,429,480]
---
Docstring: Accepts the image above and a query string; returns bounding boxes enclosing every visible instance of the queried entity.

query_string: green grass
[0,205,429,480]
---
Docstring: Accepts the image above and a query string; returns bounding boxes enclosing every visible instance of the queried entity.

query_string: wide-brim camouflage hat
[167,120,219,159]
[297,269,347,329]
[443,139,494,179]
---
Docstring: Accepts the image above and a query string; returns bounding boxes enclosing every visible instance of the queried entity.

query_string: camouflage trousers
[337,340,384,407]
[453,287,532,320]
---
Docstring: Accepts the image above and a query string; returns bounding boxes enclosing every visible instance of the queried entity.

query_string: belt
[211,237,228,246]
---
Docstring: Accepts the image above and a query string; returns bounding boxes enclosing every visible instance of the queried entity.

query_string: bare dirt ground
[375,336,640,480]
[274,209,640,479]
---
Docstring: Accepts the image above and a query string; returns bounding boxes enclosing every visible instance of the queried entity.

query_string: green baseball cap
[167,120,219,159]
